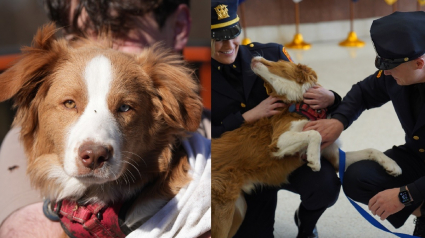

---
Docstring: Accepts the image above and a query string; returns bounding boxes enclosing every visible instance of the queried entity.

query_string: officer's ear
[169,4,191,52]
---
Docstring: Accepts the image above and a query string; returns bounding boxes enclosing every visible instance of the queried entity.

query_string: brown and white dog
[211,57,402,238]
[0,23,203,237]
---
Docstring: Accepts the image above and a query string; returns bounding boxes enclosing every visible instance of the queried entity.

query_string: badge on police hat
[215,4,230,20]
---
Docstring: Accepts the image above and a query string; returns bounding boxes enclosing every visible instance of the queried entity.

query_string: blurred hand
[303,119,343,149]
[369,188,404,220]
[242,96,286,123]
[303,85,335,109]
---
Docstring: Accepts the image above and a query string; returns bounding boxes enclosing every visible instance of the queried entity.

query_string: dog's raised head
[251,56,318,103]
[0,23,202,203]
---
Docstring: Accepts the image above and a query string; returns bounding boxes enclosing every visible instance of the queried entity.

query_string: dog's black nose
[78,142,111,169]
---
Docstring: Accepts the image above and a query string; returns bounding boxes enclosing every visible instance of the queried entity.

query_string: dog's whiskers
[122,158,136,182]
[123,172,130,185]
[121,172,133,193]
[123,160,142,179]
[122,151,147,167]
[127,157,143,170]
[126,168,137,183]
[110,169,120,185]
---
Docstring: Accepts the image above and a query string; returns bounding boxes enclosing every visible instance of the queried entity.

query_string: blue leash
[338,148,420,238]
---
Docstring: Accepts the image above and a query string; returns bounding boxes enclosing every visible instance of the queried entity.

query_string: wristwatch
[398,186,413,206]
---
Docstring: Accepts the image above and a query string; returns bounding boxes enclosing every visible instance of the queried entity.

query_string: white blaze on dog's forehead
[85,55,113,102]
[64,54,122,177]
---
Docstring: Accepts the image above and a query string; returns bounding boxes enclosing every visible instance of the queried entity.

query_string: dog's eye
[118,104,131,112]
[64,100,76,109]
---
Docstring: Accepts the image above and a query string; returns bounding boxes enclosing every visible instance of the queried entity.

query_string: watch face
[399,191,411,203]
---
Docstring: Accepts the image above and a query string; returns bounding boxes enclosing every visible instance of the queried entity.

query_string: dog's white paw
[382,159,402,177]
[306,150,321,171]
[272,148,285,158]
[306,134,321,171]
[307,158,321,171]
[371,150,402,177]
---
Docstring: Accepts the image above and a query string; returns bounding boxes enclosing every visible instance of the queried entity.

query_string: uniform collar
[211,58,243,102]
[211,57,241,74]
[238,45,259,101]
[211,45,261,102]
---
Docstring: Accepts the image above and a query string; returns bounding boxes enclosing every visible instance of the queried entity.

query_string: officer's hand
[242,96,286,123]
[368,188,404,220]
[303,85,335,109]
[303,119,343,149]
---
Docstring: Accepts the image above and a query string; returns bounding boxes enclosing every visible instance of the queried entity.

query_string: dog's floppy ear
[0,23,66,103]
[295,63,318,84]
[137,44,203,132]
[0,23,67,148]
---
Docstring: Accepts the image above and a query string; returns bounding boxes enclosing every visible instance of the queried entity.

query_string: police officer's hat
[211,0,241,41]
[371,11,425,70]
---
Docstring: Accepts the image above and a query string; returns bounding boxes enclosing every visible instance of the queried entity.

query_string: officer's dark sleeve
[407,177,425,202]
[211,111,245,138]
[327,90,342,113]
[330,71,391,129]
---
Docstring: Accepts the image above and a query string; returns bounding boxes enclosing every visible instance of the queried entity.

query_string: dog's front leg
[272,129,322,171]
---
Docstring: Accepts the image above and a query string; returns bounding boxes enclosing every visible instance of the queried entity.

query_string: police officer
[304,11,425,237]
[211,1,341,237]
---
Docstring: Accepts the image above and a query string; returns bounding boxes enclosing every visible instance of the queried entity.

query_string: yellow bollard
[241,37,252,45]
[339,31,365,47]
[285,33,311,50]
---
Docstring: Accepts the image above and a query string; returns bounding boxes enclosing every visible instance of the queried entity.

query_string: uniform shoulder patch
[282,47,293,63]
[377,70,382,78]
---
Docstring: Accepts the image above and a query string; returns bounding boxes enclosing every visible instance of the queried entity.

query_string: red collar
[55,199,127,238]
[288,103,327,121]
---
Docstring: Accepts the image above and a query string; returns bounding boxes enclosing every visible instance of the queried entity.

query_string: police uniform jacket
[211,42,292,138]
[332,70,425,201]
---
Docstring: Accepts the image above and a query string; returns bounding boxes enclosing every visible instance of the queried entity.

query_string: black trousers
[233,158,341,238]
[343,145,425,228]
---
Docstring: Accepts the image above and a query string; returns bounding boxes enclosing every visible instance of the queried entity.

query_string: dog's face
[0,23,202,201]
[250,56,318,102]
